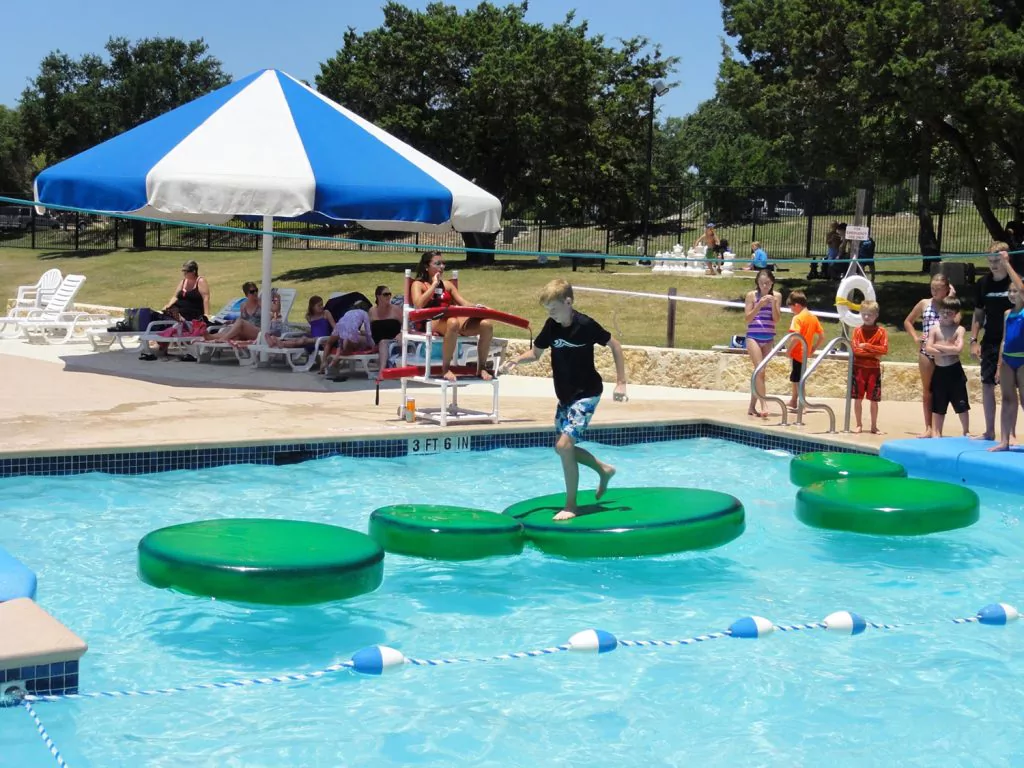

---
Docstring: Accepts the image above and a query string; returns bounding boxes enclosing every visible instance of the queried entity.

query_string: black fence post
[804,190,814,261]
[30,211,36,249]
[677,188,684,244]
[207,224,213,250]
[113,218,119,248]
[937,185,946,251]
[605,225,611,254]
[537,220,543,254]
[666,287,677,347]
[74,212,80,251]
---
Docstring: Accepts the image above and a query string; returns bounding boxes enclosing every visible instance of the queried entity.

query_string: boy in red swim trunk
[851,300,889,434]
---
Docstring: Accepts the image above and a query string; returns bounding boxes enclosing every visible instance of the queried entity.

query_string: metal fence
[2,180,1015,260]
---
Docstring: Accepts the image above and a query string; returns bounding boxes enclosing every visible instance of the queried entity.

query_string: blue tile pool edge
[0,420,870,479]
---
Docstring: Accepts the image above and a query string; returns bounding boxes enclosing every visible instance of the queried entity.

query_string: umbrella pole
[260,214,273,349]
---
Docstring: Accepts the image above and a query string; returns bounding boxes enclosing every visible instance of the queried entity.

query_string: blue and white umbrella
[34,68,501,330]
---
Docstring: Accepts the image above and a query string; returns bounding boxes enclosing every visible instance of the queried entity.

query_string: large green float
[369,505,525,560]
[503,487,745,558]
[796,478,979,535]
[138,519,384,605]
[789,451,906,487]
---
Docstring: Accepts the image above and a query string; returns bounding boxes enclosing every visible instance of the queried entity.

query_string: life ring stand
[835,274,876,328]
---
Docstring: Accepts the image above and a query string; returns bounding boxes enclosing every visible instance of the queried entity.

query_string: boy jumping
[501,279,628,520]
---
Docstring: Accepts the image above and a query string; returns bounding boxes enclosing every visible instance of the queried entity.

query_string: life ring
[835,274,876,328]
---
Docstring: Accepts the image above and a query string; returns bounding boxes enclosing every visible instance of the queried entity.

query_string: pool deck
[1,337,933,456]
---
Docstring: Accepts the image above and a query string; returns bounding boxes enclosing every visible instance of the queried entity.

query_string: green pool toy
[369,505,525,560]
[796,477,979,535]
[503,487,745,558]
[138,519,384,605]
[790,451,906,487]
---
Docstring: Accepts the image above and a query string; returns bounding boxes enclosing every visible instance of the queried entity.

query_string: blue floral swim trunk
[555,396,601,441]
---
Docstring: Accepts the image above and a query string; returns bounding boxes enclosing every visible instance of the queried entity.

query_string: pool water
[0,437,1022,767]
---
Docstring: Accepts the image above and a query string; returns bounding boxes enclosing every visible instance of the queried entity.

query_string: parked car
[776,200,805,217]
[0,205,62,231]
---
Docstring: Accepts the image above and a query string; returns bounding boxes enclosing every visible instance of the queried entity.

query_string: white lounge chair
[4,275,113,344]
[10,268,63,314]
[87,294,251,352]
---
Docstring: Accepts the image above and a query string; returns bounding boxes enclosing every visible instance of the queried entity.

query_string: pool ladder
[750,333,854,432]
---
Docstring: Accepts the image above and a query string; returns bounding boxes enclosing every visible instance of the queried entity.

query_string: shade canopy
[34,69,500,233]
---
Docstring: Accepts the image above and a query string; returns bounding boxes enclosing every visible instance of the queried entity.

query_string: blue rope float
[22,700,69,768]
[16,603,1019,705]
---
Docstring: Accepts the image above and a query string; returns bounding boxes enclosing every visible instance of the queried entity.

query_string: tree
[719,0,1024,244]
[0,106,31,195]
[317,1,675,236]
[18,37,230,247]
[664,100,790,190]
[19,37,230,163]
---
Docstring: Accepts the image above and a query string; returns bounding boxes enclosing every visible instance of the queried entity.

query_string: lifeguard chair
[378,269,530,426]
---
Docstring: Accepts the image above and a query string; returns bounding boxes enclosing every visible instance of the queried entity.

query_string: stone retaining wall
[503,340,983,402]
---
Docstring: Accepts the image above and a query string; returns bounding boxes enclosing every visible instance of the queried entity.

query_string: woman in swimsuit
[369,285,403,378]
[903,273,956,438]
[162,260,211,320]
[743,269,782,417]
[410,251,494,381]
[205,281,261,343]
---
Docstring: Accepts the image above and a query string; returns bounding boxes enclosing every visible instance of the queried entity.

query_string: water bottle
[405,399,416,422]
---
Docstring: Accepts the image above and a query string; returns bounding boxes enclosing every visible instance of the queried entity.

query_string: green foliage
[719,0,1024,239]
[0,105,31,194]
[662,98,791,188]
[316,1,675,221]
[18,37,230,164]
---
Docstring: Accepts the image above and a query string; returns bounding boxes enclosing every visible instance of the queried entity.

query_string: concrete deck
[0,337,931,457]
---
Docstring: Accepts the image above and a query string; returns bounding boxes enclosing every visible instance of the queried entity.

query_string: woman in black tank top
[162,260,211,321]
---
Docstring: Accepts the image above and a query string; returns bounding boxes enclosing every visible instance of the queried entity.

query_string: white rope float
[572,285,842,320]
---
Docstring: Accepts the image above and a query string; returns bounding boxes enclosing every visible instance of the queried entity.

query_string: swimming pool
[1,436,1022,766]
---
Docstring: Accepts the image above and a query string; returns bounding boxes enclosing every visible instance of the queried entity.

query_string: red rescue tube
[379,364,480,381]
[407,306,530,329]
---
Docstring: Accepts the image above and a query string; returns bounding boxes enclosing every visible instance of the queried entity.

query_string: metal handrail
[750,331,807,426]
[796,336,854,433]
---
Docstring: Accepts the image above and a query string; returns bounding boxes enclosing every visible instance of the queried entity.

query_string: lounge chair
[87,296,249,353]
[195,287,298,364]
[4,275,114,344]
[10,268,63,314]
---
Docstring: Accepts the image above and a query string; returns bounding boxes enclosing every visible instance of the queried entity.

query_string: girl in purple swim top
[267,295,336,353]
[743,269,781,418]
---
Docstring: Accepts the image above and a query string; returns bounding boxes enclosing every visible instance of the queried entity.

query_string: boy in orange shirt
[851,300,889,433]
[786,290,825,409]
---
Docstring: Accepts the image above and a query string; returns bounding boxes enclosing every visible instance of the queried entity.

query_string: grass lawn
[0,246,993,363]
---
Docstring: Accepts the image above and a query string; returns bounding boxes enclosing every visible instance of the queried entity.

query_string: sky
[0,0,727,119]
